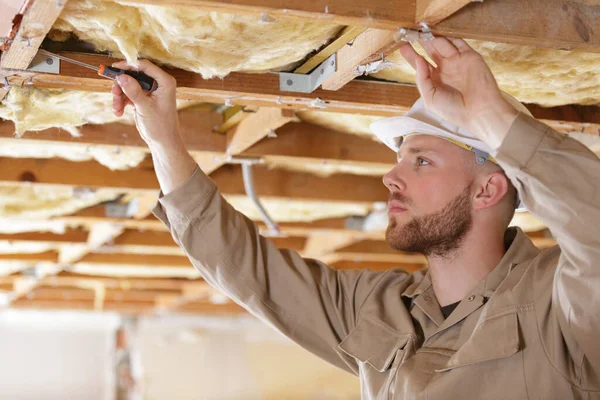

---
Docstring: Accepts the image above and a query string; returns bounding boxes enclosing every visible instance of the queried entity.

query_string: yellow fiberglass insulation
[51,0,342,78]
[374,40,600,107]
[0,86,136,136]
[0,185,119,219]
[0,138,148,171]
[297,111,384,138]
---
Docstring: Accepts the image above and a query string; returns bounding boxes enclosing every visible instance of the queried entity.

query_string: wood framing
[416,0,471,26]
[0,0,69,69]
[226,108,295,156]
[434,0,600,52]
[321,28,403,91]
[112,0,415,30]
[6,51,600,123]
[10,51,420,116]
[0,156,389,202]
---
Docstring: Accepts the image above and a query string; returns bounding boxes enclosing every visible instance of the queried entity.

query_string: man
[112,38,600,398]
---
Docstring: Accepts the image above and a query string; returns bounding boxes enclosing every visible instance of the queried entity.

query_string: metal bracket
[278,53,336,93]
[26,51,60,74]
[105,200,138,218]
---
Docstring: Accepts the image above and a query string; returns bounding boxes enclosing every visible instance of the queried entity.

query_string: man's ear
[473,172,509,210]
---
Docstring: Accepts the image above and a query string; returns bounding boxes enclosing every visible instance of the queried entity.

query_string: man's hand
[111,59,197,195]
[400,38,519,149]
[111,59,181,151]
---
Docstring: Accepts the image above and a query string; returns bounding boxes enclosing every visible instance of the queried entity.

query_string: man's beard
[386,185,473,257]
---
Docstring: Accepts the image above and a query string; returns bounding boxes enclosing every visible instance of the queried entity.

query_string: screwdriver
[38,49,158,92]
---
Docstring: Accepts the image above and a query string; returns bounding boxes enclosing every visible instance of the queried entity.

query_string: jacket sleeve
[494,113,600,376]
[152,167,393,374]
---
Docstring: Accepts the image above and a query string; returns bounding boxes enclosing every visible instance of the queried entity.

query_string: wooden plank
[294,26,367,74]
[416,0,471,25]
[0,0,69,69]
[30,286,180,302]
[0,250,58,262]
[211,164,388,202]
[0,156,388,203]
[243,121,396,164]
[112,0,416,30]
[16,52,419,117]
[0,272,199,291]
[226,108,295,155]
[321,28,402,91]
[11,299,156,314]
[8,50,600,122]
[0,156,160,192]
[0,107,226,153]
[434,0,600,51]
[0,228,88,243]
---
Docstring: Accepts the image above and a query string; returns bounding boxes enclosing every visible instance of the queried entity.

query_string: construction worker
[111,37,600,398]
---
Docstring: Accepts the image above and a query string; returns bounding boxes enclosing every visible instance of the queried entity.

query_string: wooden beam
[294,26,367,74]
[226,108,295,155]
[0,107,226,153]
[0,273,202,291]
[0,0,69,69]
[243,121,396,164]
[416,0,471,25]
[0,228,87,243]
[14,52,419,116]
[112,0,415,30]
[205,107,294,175]
[321,28,402,91]
[0,250,58,262]
[7,49,600,123]
[434,0,600,52]
[0,156,388,203]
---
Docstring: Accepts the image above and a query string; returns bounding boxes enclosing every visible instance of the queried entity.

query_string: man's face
[383,135,475,257]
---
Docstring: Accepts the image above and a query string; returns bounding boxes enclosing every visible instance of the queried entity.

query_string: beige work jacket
[153,113,600,399]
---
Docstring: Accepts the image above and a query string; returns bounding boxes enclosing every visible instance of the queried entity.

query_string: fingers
[419,37,460,66]
[112,59,176,89]
[111,82,132,117]
[448,38,472,54]
[415,54,434,99]
[115,73,149,110]
[399,43,418,70]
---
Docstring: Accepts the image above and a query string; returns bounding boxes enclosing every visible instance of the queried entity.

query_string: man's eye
[417,157,430,166]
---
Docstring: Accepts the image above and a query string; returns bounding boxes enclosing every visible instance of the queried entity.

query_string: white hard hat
[371,92,530,212]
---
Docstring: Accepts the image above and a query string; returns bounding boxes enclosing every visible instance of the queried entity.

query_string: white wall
[0,310,120,400]
[136,315,361,400]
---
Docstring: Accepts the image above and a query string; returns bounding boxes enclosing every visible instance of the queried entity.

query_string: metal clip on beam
[278,53,337,93]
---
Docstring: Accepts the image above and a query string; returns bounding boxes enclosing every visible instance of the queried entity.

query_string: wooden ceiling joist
[113,0,416,30]
[11,51,419,116]
[434,0,600,52]
[321,28,403,91]
[416,0,472,26]
[4,50,598,125]
[0,155,389,203]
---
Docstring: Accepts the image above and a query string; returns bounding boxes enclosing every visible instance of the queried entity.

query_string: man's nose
[383,165,406,192]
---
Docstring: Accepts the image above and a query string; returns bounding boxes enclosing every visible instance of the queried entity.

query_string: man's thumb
[117,74,148,108]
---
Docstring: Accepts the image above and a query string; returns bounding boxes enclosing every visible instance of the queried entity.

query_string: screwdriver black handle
[98,65,158,92]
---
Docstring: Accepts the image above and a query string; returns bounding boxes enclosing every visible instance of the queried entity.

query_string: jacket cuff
[494,112,548,169]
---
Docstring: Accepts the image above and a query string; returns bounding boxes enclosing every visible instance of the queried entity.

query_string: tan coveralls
[154,113,600,399]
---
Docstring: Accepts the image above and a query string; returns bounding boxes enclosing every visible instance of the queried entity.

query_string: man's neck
[427,226,507,306]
